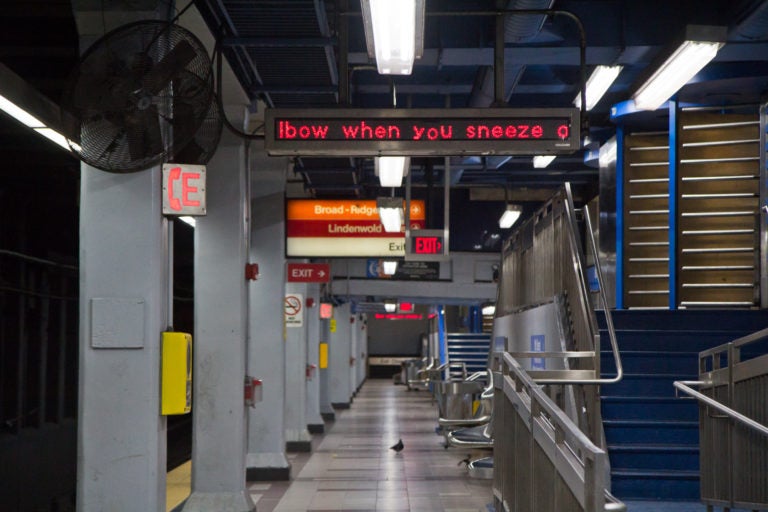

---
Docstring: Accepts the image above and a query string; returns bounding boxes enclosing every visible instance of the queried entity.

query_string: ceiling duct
[504,0,556,43]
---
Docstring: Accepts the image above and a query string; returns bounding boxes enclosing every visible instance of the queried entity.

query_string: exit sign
[406,229,449,261]
[287,263,330,283]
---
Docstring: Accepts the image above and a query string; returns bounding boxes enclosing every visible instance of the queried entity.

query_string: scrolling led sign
[265,108,579,157]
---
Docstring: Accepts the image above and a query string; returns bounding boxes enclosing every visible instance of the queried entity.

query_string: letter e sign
[162,164,207,216]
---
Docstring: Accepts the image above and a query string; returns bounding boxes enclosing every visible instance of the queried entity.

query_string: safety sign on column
[285,293,303,327]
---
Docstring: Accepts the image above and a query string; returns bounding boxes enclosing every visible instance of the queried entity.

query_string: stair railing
[496,351,626,512]
[673,327,768,510]
[515,183,622,385]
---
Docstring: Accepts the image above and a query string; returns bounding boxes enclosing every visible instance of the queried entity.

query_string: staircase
[598,309,768,500]
[445,333,491,378]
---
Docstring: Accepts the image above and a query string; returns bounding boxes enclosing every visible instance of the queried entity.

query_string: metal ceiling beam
[223,37,336,47]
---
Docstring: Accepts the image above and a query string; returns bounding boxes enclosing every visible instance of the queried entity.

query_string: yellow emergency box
[161,332,192,415]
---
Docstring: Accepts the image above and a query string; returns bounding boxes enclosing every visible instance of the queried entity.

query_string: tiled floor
[253,379,494,512]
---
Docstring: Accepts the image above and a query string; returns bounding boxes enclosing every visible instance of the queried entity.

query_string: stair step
[598,329,751,353]
[601,351,698,375]
[597,309,768,333]
[611,469,700,501]
[608,444,699,471]
[602,396,698,421]
[603,373,695,397]
[604,420,699,445]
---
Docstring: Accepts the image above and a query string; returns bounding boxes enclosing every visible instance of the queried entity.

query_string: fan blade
[144,40,197,95]
[172,100,198,142]
[124,106,163,162]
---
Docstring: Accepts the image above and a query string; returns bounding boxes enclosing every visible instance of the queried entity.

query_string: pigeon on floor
[390,439,404,452]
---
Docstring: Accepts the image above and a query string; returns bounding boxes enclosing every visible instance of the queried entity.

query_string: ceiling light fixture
[383,299,397,313]
[375,156,410,187]
[533,155,556,168]
[0,93,78,152]
[599,137,617,167]
[481,303,496,316]
[573,65,623,111]
[376,196,404,232]
[499,204,522,229]
[179,216,197,227]
[382,260,398,275]
[361,0,425,75]
[632,26,725,111]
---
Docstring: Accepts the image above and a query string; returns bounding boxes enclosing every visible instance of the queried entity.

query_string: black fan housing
[61,20,213,173]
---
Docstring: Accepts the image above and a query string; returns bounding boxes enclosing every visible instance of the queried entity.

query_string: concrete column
[182,136,253,511]
[284,281,311,452]
[349,314,358,400]
[356,314,368,390]
[305,284,324,433]
[246,146,290,480]
[329,302,352,408]
[78,161,169,512]
[74,3,170,511]
[318,317,335,421]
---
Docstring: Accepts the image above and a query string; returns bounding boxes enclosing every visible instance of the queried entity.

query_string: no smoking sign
[285,293,303,327]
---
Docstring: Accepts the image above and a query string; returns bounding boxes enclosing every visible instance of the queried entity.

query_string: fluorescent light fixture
[481,304,496,316]
[633,40,723,111]
[0,94,76,152]
[599,137,617,167]
[499,204,522,229]
[573,65,623,111]
[382,260,398,275]
[533,155,556,168]
[376,196,404,232]
[384,300,397,313]
[361,0,425,75]
[375,156,410,187]
[179,216,197,227]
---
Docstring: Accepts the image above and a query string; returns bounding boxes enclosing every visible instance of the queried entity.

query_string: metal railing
[493,352,626,512]
[674,327,768,510]
[497,184,622,385]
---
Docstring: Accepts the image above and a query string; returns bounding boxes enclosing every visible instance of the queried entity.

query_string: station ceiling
[2,0,768,252]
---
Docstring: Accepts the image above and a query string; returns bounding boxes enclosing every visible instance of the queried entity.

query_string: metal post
[57,276,67,423]
[494,10,505,106]
[668,100,679,309]
[760,102,767,308]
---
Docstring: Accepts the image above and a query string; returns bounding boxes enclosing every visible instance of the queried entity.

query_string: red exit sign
[413,236,443,255]
[287,263,330,283]
[406,229,448,261]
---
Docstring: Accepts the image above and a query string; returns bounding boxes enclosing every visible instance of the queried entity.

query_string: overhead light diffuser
[361,0,425,75]
[384,300,397,313]
[0,93,74,152]
[499,204,522,229]
[376,196,404,232]
[633,39,724,111]
[375,156,410,187]
[573,65,623,111]
[481,304,496,316]
[533,155,556,168]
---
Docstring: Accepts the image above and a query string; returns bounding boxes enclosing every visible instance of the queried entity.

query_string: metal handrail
[673,380,768,437]
[502,352,622,511]
[531,183,623,384]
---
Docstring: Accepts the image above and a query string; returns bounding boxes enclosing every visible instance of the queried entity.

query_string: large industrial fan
[61,20,218,173]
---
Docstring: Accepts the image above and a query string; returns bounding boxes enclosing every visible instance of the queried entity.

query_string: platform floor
[254,379,494,511]
[168,379,746,511]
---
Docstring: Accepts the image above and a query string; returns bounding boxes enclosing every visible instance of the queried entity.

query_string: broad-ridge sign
[265,107,580,157]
